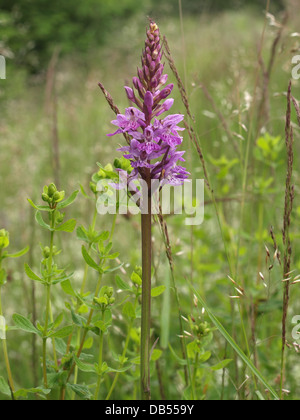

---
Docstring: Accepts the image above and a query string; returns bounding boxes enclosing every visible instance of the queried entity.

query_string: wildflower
[107,20,189,188]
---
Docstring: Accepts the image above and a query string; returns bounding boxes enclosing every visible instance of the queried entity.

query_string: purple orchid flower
[107,20,189,188]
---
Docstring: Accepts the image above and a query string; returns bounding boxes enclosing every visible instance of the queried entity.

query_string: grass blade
[190,285,279,400]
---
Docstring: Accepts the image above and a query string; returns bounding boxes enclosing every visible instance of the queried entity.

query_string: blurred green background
[0,0,285,72]
[1,0,300,400]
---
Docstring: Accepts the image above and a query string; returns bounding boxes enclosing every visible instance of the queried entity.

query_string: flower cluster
[107,20,189,187]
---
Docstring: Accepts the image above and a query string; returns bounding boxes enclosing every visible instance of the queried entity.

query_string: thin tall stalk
[140,172,152,400]
[280,81,295,399]
[0,251,15,395]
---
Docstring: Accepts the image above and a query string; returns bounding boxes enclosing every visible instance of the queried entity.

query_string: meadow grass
[1,5,300,400]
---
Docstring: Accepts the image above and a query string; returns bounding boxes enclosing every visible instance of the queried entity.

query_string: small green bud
[42,193,50,203]
[94,296,108,306]
[97,169,106,179]
[57,216,64,224]
[43,246,50,258]
[90,181,97,194]
[114,158,121,169]
[48,183,57,198]
[56,211,65,223]
[104,163,113,172]
[106,287,114,298]
[134,266,143,278]
[109,297,115,305]
[0,229,9,249]
[53,191,65,203]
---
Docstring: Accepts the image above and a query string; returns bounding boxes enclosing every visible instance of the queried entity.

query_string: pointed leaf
[73,355,97,373]
[6,246,30,259]
[57,190,79,209]
[0,377,11,397]
[35,211,53,231]
[24,264,44,283]
[115,275,132,291]
[81,246,100,272]
[12,314,40,336]
[27,199,52,212]
[48,325,73,339]
[151,285,166,297]
[210,359,233,371]
[55,219,77,233]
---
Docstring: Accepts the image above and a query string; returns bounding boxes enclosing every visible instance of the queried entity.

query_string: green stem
[42,210,56,389]
[94,310,105,400]
[61,212,116,400]
[0,260,15,395]
[192,352,199,398]
[140,175,152,400]
[106,295,138,400]
[80,204,98,295]
[64,272,103,389]
[42,283,51,389]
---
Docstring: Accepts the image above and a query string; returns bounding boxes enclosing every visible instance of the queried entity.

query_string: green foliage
[0,0,146,71]
[1,5,300,402]
[150,0,285,15]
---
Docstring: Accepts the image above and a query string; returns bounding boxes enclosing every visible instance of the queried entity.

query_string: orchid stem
[140,175,152,400]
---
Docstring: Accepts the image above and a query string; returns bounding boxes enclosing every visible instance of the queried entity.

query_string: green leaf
[51,272,74,285]
[27,199,52,212]
[198,351,212,363]
[12,314,40,336]
[105,365,132,373]
[73,355,97,373]
[76,226,89,243]
[256,390,266,401]
[190,285,280,400]
[24,263,44,283]
[5,246,29,259]
[116,275,132,291]
[79,184,93,199]
[52,313,64,330]
[151,285,166,297]
[71,309,86,327]
[35,211,53,231]
[130,271,142,286]
[122,301,136,320]
[103,262,124,274]
[55,219,77,233]
[48,325,73,339]
[81,246,100,272]
[61,279,76,296]
[14,387,51,398]
[151,349,162,361]
[82,336,94,350]
[105,252,120,260]
[67,383,92,400]
[0,377,11,397]
[168,344,187,366]
[57,190,79,209]
[210,359,232,371]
